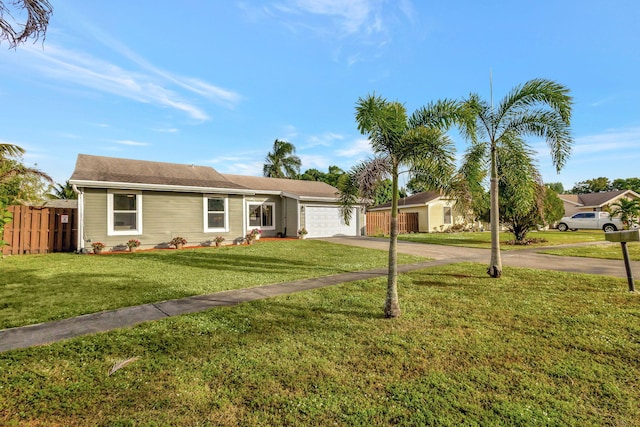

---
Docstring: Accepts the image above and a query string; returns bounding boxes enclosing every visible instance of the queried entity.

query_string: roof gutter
[68,179,257,196]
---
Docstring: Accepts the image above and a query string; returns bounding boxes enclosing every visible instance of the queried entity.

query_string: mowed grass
[1,264,638,426]
[542,241,640,261]
[398,230,606,250]
[0,240,425,329]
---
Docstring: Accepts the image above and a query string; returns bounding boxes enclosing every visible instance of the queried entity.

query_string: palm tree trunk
[488,144,503,278]
[385,161,401,318]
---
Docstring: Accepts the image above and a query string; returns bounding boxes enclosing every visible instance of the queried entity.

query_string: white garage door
[305,206,357,238]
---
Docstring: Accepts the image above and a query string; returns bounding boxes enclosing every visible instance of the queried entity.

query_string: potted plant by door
[91,241,106,254]
[170,236,187,249]
[126,239,141,252]
[298,228,308,239]
[250,228,262,240]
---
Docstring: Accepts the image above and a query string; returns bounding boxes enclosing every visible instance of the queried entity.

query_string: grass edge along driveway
[1,263,638,425]
[0,240,426,329]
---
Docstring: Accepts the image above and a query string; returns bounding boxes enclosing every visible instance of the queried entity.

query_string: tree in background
[300,165,346,187]
[0,0,52,48]
[570,177,611,194]
[1,143,52,205]
[502,184,564,243]
[48,180,77,200]
[545,182,564,194]
[371,179,407,206]
[339,94,459,318]
[607,198,640,230]
[612,178,640,193]
[263,139,301,179]
[460,79,573,278]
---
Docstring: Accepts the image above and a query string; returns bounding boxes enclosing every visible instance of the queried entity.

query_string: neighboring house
[558,190,640,217]
[367,191,459,233]
[68,154,365,251]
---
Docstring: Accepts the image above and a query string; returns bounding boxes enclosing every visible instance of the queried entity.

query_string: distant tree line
[568,177,640,194]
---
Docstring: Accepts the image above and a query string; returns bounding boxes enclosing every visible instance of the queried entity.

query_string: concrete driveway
[320,236,640,279]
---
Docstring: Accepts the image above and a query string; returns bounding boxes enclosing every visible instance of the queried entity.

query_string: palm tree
[263,139,301,179]
[460,78,573,278]
[608,198,640,229]
[48,180,77,200]
[339,94,459,318]
[0,0,53,48]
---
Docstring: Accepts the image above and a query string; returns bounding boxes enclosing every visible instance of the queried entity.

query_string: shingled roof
[70,154,246,190]
[368,191,443,210]
[558,190,638,208]
[69,154,340,199]
[223,174,340,199]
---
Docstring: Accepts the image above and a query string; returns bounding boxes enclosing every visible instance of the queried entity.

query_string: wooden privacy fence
[366,212,419,236]
[2,206,78,255]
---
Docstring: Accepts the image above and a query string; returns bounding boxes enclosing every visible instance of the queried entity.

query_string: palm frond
[407,98,463,131]
[0,143,25,158]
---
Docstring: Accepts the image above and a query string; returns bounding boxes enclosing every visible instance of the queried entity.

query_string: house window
[107,191,142,236]
[248,202,275,230]
[443,206,452,225]
[204,196,228,232]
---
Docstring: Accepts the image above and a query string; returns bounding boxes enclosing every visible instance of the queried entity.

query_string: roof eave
[69,179,256,195]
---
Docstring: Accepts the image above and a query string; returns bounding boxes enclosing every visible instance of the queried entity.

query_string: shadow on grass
[411,271,491,288]
[133,250,337,274]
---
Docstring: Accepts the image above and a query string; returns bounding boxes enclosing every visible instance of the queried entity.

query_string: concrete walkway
[1,237,637,353]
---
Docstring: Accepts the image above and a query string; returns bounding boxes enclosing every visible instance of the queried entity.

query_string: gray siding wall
[82,188,245,250]
[284,198,299,238]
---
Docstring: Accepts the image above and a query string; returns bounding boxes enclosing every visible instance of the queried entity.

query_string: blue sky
[1,0,638,191]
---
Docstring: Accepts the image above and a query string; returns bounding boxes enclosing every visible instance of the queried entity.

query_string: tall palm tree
[339,94,459,318]
[460,78,573,277]
[263,139,301,179]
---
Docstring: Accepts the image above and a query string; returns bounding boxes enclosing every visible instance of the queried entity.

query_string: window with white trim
[248,202,275,230]
[204,196,228,232]
[443,206,452,225]
[108,191,142,236]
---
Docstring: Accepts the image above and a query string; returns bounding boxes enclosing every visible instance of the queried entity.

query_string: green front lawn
[398,230,606,250]
[1,264,638,425]
[0,240,425,329]
[541,241,640,260]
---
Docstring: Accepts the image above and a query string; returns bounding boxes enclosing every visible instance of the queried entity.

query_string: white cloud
[219,161,265,176]
[16,39,241,121]
[153,127,179,134]
[335,138,373,157]
[114,140,151,147]
[299,154,330,169]
[530,127,640,159]
[285,0,374,34]
[304,132,344,148]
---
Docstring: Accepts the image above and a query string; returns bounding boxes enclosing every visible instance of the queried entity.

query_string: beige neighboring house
[69,154,365,252]
[367,191,460,233]
[558,189,640,217]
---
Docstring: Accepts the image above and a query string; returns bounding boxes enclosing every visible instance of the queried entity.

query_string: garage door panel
[305,206,357,237]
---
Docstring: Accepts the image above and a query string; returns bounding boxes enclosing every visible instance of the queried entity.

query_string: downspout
[280,194,287,237]
[72,184,85,253]
[242,194,247,242]
[297,200,301,237]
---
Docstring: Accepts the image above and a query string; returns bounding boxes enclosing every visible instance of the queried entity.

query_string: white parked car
[556,211,624,232]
